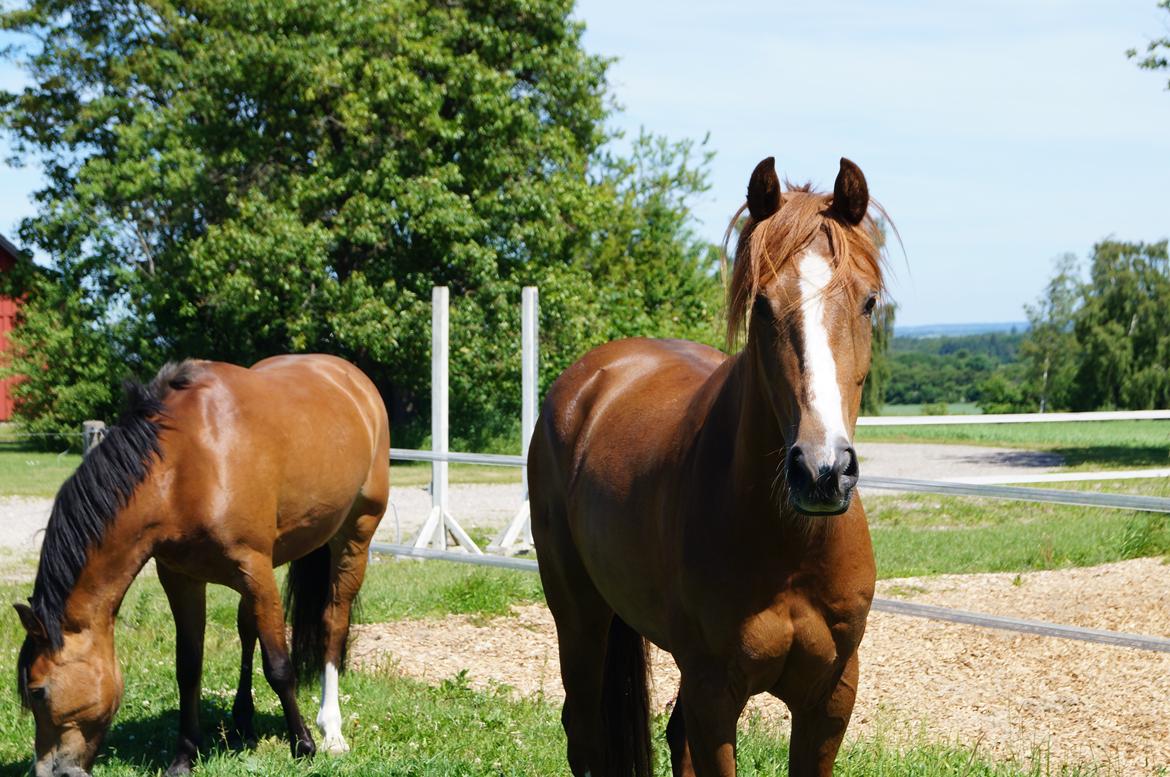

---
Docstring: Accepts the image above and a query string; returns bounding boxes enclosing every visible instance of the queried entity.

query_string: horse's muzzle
[786,442,859,516]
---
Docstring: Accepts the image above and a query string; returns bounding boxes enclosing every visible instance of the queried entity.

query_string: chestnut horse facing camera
[14,355,389,777]
[530,157,884,777]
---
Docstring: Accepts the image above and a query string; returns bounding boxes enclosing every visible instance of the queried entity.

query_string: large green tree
[1070,240,1170,410]
[0,0,719,444]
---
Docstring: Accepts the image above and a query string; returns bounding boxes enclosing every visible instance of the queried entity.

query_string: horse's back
[153,355,389,562]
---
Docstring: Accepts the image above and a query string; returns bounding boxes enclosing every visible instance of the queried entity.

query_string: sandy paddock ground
[349,558,1170,775]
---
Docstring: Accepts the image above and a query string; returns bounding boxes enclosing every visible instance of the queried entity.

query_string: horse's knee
[262,650,295,691]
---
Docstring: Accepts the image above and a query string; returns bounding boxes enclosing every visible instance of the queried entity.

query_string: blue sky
[576,0,1170,325]
[2,2,1169,326]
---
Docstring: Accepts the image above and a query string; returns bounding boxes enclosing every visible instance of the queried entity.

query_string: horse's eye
[28,685,46,702]
[862,293,878,317]
[753,294,774,322]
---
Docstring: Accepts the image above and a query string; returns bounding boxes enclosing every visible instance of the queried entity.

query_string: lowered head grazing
[727,156,886,516]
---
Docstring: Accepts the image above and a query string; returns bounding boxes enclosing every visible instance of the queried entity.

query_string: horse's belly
[569,495,673,646]
[271,498,355,565]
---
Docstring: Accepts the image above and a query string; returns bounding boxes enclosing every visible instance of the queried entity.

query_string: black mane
[23,361,200,650]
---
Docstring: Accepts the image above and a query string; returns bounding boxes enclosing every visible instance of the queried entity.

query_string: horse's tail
[284,543,332,686]
[602,615,653,777]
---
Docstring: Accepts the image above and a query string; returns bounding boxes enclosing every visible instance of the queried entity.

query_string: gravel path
[0,442,1067,552]
[349,557,1170,775]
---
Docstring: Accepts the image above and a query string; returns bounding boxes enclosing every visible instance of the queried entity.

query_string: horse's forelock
[724,187,886,348]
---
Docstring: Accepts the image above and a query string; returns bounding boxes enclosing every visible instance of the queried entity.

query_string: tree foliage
[1070,240,1170,410]
[860,300,895,415]
[1128,0,1170,86]
[0,0,720,444]
[883,333,1023,408]
[1018,253,1080,412]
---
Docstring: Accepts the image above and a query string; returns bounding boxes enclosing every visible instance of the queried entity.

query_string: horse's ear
[747,157,782,220]
[13,603,46,641]
[830,157,869,225]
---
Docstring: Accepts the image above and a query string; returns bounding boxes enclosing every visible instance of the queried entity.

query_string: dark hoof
[292,735,316,759]
[165,755,194,777]
[226,727,258,752]
[166,734,200,776]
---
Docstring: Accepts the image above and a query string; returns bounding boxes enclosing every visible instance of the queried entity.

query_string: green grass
[0,450,521,498]
[857,419,1170,469]
[866,477,1170,577]
[0,445,83,497]
[880,402,982,416]
[0,571,1122,777]
[390,462,520,487]
[353,558,544,623]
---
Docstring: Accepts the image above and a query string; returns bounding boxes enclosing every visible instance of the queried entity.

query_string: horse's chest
[737,595,864,697]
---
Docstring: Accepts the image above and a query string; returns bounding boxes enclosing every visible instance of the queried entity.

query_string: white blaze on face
[317,662,349,754]
[797,249,850,465]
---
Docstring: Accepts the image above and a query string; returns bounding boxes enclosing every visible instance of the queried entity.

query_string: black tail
[283,544,332,686]
[601,615,653,777]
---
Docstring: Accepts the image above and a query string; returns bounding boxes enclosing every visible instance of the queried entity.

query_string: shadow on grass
[1052,445,1170,469]
[0,705,287,777]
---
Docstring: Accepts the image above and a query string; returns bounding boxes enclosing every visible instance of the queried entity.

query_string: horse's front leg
[229,598,259,749]
[787,652,858,777]
[677,667,747,777]
[666,696,696,777]
[237,552,316,759]
[157,563,208,776]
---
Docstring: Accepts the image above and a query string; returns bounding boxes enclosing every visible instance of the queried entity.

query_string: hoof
[226,726,257,752]
[292,735,316,759]
[322,734,350,755]
[165,757,193,777]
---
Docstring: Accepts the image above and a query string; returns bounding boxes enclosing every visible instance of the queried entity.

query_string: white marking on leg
[797,250,850,465]
[317,662,350,754]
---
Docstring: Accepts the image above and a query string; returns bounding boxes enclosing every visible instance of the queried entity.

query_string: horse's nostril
[841,446,858,478]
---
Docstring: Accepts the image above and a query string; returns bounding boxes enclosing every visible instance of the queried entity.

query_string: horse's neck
[61,501,156,637]
[709,346,802,526]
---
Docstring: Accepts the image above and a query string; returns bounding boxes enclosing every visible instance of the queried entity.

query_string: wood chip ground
[348,557,1170,775]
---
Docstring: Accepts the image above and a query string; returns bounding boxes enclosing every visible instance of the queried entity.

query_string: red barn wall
[0,245,17,421]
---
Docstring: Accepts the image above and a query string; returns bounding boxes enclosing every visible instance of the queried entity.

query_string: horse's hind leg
[157,563,208,777]
[235,552,316,759]
[317,493,386,754]
[531,501,612,775]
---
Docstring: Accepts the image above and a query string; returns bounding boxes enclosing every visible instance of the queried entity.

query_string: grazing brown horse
[14,354,389,777]
[530,158,885,777]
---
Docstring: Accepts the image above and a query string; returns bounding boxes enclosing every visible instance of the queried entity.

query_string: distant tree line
[876,240,1170,415]
[882,332,1023,409]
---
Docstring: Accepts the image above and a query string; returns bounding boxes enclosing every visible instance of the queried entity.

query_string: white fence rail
[857,409,1170,425]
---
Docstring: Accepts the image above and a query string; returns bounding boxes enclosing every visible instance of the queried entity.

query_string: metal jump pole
[490,286,538,554]
[412,287,483,554]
